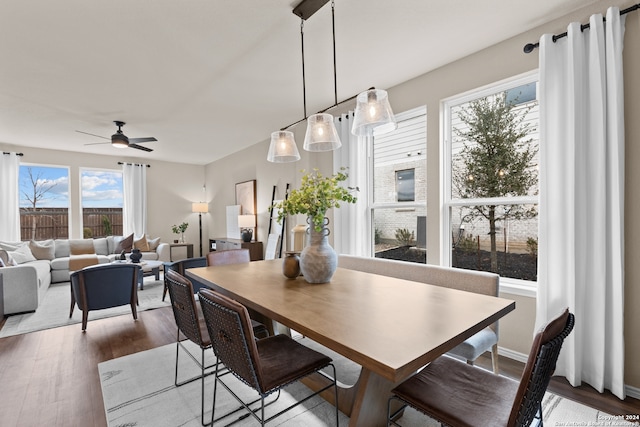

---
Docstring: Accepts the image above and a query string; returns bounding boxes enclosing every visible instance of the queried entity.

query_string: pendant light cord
[331,0,338,106]
[300,19,308,119]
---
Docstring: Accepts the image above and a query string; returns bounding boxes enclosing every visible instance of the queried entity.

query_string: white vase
[299,217,337,283]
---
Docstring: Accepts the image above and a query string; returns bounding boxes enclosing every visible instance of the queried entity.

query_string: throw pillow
[93,237,109,256]
[8,244,36,264]
[0,249,14,266]
[115,233,134,253]
[69,239,96,255]
[0,241,23,252]
[0,257,5,267]
[29,239,55,260]
[134,234,150,252]
[147,236,161,251]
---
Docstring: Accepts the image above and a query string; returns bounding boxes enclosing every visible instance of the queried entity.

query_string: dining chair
[164,269,216,426]
[162,256,208,301]
[206,248,250,266]
[198,288,340,426]
[69,263,139,331]
[387,307,574,427]
[205,248,269,338]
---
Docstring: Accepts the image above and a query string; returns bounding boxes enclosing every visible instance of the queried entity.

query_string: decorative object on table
[129,248,142,263]
[171,222,189,244]
[192,202,209,257]
[282,251,301,279]
[272,168,357,283]
[119,250,127,261]
[238,214,255,243]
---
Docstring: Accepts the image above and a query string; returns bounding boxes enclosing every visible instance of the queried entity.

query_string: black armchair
[69,263,140,331]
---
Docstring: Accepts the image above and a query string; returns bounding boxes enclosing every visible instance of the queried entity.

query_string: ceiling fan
[78,121,157,152]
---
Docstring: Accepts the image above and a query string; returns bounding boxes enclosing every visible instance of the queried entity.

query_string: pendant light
[303,113,341,151]
[267,130,300,163]
[351,88,397,136]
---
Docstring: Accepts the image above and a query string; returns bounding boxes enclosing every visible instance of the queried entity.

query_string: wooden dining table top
[187,259,515,383]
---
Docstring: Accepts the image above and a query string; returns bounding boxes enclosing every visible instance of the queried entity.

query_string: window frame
[440,70,539,297]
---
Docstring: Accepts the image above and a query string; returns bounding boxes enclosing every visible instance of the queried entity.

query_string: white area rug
[99,340,626,427]
[0,276,170,337]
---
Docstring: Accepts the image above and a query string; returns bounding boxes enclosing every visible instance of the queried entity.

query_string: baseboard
[626,385,640,400]
[498,346,528,363]
[499,346,640,400]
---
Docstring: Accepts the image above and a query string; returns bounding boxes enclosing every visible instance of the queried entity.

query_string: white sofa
[0,236,169,315]
[338,254,502,372]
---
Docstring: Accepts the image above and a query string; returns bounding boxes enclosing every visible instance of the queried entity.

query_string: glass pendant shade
[267,130,300,163]
[351,89,397,136]
[303,113,342,152]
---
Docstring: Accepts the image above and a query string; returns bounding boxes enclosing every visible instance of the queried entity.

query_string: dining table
[187,259,515,427]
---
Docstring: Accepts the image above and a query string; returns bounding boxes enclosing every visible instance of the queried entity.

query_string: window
[371,106,427,261]
[396,169,415,202]
[81,169,123,238]
[19,165,70,240]
[442,71,539,294]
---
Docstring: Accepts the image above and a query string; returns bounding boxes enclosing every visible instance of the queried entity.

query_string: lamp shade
[267,130,301,163]
[238,214,256,228]
[351,89,397,137]
[192,202,208,213]
[303,113,342,152]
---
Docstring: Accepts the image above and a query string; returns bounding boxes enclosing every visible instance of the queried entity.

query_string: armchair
[69,263,140,331]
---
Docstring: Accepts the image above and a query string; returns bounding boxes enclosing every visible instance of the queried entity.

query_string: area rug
[0,276,170,338]
[99,339,627,427]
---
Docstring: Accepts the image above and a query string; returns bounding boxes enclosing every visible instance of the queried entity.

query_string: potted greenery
[272,168,357,283]
[171,221,189,243]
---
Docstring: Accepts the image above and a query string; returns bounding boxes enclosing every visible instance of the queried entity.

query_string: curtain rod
[523,3,640,53]
[3,152,24,156]
[118,162,150,167]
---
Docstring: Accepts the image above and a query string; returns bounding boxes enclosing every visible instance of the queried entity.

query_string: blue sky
[19,166,123,208]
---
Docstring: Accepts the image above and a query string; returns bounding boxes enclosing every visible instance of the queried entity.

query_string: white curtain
[122,163,147,237]
[537,7,625,399]
[0,153,21,241]
[333,112,371,256]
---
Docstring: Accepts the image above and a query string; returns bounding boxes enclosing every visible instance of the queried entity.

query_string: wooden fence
[19,207,123,241]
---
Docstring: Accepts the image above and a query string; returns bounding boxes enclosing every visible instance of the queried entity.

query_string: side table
[169,243,194,261]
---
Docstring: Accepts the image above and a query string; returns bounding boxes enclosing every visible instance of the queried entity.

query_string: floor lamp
[192,202,209,257]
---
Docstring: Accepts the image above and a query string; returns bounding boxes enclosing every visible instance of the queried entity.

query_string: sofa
[0,235,169,315]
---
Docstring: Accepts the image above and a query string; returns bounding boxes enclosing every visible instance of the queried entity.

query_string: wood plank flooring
[0,306,638,426]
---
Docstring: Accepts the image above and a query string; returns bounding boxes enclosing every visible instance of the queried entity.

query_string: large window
[19,165,70,240]
[442,71,539,291]
[81,169,123,238]
[372,106,427,261]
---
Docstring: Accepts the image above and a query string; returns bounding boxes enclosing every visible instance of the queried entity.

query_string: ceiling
[0,0,598,165]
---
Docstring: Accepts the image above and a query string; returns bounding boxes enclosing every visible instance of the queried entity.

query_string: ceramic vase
[130,248,142,263]
[299,217,337,283]
[282,252,301,279]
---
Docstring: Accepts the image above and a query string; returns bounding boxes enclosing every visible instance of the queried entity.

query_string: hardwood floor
[0,306,638,426]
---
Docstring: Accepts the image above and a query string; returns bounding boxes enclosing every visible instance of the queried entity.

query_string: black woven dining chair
[198,288,340,426]
[387,307,574,427]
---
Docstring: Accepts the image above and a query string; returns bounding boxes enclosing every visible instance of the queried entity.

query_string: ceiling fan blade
[130,143,153,152]
[76,130,109,140]
[84,141,111,146]
[129,137,157,143]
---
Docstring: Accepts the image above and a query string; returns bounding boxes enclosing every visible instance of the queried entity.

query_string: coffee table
[112,260,163,290]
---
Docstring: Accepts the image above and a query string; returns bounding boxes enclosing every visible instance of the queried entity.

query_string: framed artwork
[235,179,257,215]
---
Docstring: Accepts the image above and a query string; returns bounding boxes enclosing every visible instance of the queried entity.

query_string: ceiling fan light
[111,133,129,148]
[351,89,397,137]
[267,130,300,163]
[303,113,341,152]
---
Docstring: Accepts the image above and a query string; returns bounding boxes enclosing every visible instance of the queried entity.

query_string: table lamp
[238,214,256,242]
[192,202,209,256]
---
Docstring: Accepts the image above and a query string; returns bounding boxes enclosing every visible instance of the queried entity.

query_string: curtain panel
[333,113,371,256]
[0,152,21,241]
[122,163,147,237]
[537,7,625,399]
